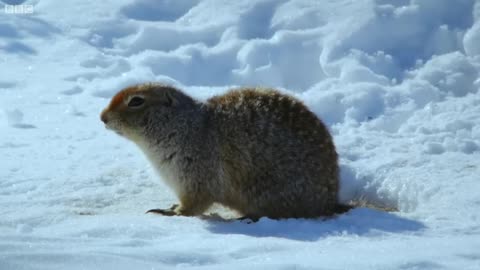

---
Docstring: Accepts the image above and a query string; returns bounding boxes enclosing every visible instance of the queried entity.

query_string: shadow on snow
[206,207,425,241]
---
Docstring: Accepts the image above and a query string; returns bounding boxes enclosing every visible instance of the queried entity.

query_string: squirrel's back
[207,88,334,142]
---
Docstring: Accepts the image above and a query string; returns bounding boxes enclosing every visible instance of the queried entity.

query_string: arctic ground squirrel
[100,83,351,221]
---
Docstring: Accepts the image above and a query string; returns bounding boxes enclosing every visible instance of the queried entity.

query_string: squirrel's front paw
[146,204,179,216]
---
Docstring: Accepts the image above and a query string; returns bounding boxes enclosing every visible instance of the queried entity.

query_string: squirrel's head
[100,83,193,141]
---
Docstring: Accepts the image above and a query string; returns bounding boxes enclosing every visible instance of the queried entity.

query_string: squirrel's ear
[164,90,178,107]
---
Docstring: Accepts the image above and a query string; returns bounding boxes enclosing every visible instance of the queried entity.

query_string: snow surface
[1,0,480,269]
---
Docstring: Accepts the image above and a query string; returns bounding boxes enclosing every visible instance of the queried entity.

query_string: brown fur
[101,83,344,220]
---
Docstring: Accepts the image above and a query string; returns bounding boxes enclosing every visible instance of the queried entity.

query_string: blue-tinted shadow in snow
[206,207,425,241]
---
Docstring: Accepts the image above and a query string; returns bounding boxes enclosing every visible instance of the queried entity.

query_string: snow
[1,0,480,269]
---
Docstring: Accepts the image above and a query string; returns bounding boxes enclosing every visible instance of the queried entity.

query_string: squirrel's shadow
[205,208,425,241]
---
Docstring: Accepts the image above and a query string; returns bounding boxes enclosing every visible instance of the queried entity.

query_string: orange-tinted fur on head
[109,89,127,109]
[103,86,139,112]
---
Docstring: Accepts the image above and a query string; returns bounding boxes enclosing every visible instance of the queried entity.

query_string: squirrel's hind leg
[237,215,260,223]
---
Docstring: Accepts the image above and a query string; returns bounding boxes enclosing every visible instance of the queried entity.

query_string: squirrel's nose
[100,111,109,124]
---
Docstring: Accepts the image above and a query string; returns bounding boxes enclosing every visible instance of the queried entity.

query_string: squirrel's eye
[127,96,145,107]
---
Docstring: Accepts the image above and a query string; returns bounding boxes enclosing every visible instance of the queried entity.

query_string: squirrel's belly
[153,162,183,194]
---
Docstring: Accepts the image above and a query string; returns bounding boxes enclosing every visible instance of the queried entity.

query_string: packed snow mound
[1,0,480,269]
